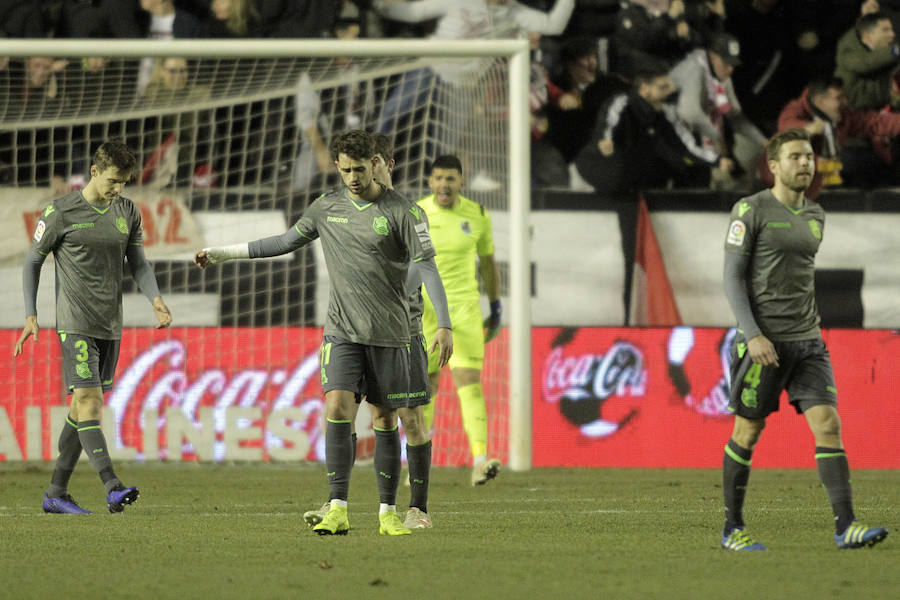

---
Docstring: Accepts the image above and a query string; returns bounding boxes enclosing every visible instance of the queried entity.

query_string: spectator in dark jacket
[615,0,725,77]
[571,68,719,193]
[540,36,628,185]
[835,11,900,110]
[773,76,900,192]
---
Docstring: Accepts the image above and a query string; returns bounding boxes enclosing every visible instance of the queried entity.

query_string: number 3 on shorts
[74,339,89,362]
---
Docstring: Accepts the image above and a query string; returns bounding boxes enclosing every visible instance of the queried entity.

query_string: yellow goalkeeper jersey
[417,193,494,305]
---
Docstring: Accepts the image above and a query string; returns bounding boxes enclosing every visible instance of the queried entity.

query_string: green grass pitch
[1,464,897,599]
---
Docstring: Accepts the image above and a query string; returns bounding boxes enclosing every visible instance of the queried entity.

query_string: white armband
[204,243,250,264]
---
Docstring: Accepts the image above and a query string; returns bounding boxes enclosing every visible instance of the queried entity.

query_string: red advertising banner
[3,328,326,461]
[533,327,900,468]
[1,327,509,466]
[4,327,898,468]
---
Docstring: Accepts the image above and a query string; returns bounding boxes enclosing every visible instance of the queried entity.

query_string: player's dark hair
[858,12,891,34]
[92,139,136,176]
[430,155,463,175]
[372,132,394,163]
[330,129,375,161]
[766,128,811,162]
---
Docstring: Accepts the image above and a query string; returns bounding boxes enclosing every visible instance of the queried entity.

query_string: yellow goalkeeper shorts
[423,299,485,373]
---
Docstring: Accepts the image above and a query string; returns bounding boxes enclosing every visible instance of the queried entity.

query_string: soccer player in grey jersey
[14,139,173,515]
[720,128,887,551]
[301,133,453,531]
[195,130,446,536]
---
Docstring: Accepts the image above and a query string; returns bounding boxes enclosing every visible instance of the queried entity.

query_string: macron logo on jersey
[327,216,349,224]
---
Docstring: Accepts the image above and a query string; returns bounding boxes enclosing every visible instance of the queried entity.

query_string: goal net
[0,39,531,470]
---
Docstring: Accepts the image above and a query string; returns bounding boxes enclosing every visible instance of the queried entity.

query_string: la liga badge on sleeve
[726,220,746,246]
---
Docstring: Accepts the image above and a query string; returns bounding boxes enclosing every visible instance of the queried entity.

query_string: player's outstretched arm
[14,316,39,357]
[194,226,315,269]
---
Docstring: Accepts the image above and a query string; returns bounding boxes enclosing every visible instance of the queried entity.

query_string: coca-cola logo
[107,339,326,460]
[542,340,647,438]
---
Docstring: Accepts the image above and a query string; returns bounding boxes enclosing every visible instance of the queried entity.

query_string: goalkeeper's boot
[721,527,767,551]
[107,485,139,513]
[379,510,412,536]
[303,501,331,528]
[313,504,350,536]
[471,458,501,486]
[835,522,888,549]
[403,507,433,530]
[43,493,92,515]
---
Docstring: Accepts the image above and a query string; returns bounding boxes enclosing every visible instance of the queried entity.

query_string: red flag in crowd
[629,195,681,326]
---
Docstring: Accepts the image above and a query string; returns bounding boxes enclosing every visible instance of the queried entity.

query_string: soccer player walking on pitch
[302,133,453,531]
[418,155,503,486]
[196,130,436,536]
[14,139,173,514]
[720,128,888,550]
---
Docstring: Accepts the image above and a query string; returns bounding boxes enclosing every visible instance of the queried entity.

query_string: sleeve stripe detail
[294,224,314,239]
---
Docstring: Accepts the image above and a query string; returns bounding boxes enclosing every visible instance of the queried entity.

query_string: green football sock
[47,416,82,498]
[407,440,432,513]
[324,420,353,501]
[815,446,855,534]
[723,439,753,531]
[374,426,401,506]
[77,420,121,494]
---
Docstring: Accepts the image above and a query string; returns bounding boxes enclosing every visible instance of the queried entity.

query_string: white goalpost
[0,38,532,471]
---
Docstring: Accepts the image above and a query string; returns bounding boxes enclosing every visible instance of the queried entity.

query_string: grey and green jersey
[30,190,144,340]
[406,209,430,336]
[723,189,824,341]
[292,186,434,347]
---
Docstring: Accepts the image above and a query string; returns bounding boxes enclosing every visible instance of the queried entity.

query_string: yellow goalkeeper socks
[457,382,488,459]
[423,395,436,434]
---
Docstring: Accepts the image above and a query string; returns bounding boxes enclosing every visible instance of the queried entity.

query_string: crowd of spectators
[3,0,900,194]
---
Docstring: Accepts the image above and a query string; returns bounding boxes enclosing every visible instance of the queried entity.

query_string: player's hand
[194,248,228,269]
[430,327,453,368]
[747,334,778,367]
[483,300,502,343]
[152,297,172,329]
[194,249,212,268]
[14,316,39,357]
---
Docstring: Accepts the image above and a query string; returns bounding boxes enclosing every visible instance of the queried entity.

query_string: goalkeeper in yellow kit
[419,155,502,486]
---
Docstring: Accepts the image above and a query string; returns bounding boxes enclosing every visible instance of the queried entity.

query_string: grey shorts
[321,335,410,409]
[728,335,837,419]
[408,333,430,407]
[59,332,120,394]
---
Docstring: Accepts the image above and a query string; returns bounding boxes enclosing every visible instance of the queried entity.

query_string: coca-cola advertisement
[3,328,327,461]
[1,327,510,466]
[533,327,900,469]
